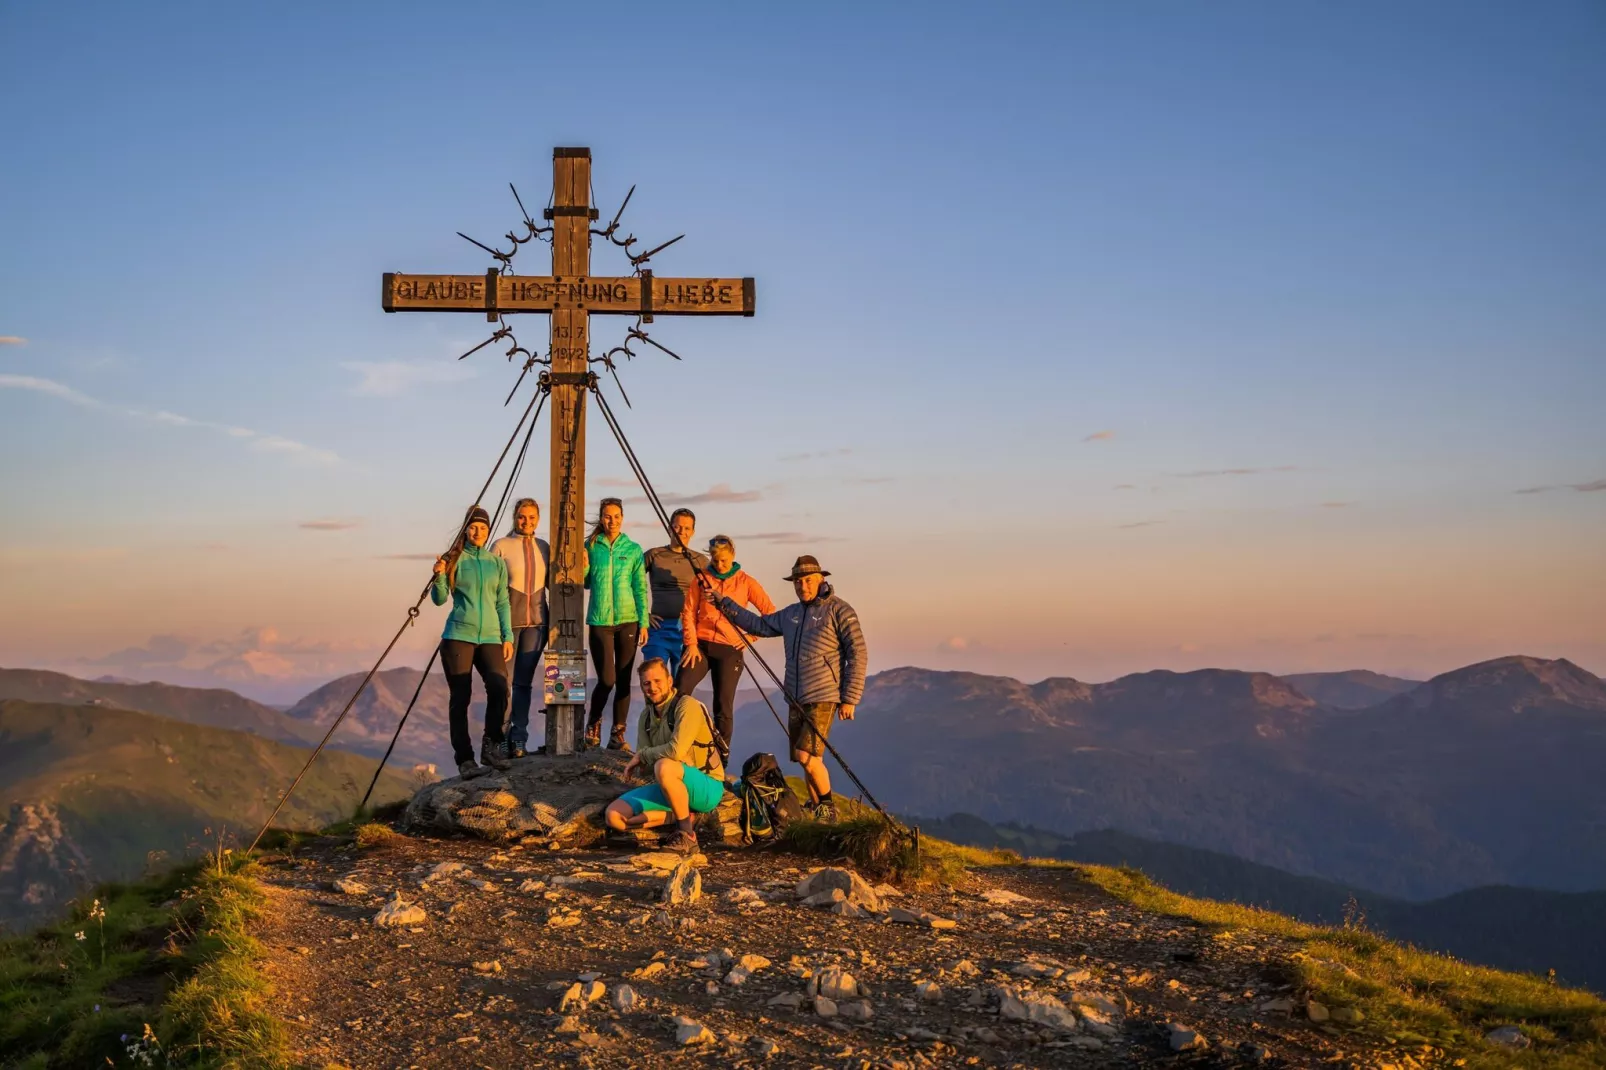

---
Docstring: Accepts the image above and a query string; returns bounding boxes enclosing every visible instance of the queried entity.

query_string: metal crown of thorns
[452,182,688,408]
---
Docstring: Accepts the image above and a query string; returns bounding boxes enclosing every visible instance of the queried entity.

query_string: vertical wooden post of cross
[544,148,595,755]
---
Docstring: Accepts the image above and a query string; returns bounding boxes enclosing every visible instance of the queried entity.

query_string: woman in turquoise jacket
[431,506,514,779]
[582,497,650,749]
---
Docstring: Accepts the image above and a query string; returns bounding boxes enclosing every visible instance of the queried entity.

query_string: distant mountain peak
[1279,670,1420,710]
[1413,655,1606,713]
[1103,667,1317,713]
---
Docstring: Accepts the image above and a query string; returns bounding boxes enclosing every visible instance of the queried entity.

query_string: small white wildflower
[75,931,86,941]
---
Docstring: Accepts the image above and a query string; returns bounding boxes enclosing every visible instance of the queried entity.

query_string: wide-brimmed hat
[783,555,831,581]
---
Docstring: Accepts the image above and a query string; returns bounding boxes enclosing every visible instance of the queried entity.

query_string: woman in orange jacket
[677,534,776,765]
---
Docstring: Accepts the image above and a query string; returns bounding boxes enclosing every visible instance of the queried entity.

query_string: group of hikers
[430,497,867,849]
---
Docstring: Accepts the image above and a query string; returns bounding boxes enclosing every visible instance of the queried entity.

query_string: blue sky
[2,2,1602,699]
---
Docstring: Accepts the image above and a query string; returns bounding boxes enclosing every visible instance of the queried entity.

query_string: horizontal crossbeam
[382,272,755,316]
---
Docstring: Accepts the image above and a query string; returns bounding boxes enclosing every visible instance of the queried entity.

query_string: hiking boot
[457,760,487,780]
[507,741,527,760]
[808,800,839,825]
[583,723,602,748]
[479,740,512,771]
[606,731,632,753]
[664,829,699,854]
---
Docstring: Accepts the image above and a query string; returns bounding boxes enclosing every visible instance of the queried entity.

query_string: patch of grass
[911,834,1021,886]
[0,858,291,1069]
[781,816,911,879]
[158,860,291,1068]
[1066,861,1606,1069]
[0,866,196,1067]
[353,822,402,849]
[779,792,1020,885]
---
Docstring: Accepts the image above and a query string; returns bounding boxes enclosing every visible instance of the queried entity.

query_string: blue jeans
[507,625,547,750]
[642,618,685,672]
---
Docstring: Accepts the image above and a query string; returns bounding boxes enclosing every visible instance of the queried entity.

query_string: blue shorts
[618,761,727,815]
[642,619,685,670]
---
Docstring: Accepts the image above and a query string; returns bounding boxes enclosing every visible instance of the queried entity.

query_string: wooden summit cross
[382,146,754,755]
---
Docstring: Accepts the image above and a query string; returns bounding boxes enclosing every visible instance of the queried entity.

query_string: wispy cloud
[1516,478,1606,495]
[638,483,764,506]
[848,476,898,485]
[1117,520,1164,529]
[779,448,853,462]
[736,531,844,545]
[342,360,475,397]
[299,519,362,531]
[1083,430,1115,442]
[0,373,340,465]
[0,336,26,347]
[1172,466,1298,478]
[1320,501,1356,509]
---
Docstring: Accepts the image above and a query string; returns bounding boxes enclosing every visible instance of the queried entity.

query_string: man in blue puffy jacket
[706,555,866,824]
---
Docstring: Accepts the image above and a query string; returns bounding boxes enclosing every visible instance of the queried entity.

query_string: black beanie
[465,506,492,529]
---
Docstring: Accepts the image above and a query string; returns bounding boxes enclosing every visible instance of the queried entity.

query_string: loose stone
[1169,1023,1208,1052]
[373,894,427,928]
[660,860,702,906]
[673,1015,715,1045]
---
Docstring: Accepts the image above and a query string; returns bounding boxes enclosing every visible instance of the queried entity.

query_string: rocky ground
[253,820,1417,1069]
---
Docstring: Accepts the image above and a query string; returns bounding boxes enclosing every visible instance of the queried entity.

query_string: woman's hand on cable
[502,641,514,664]
[680,645,704,670]
[433,557,447,576]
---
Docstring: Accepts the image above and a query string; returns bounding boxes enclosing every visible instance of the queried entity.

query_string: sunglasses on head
[599,497,623,508]
[708,536,732,548]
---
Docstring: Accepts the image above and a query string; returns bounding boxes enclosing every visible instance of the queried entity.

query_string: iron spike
[510,183,535,226]
[637,332,683,361]
[606,184,636,233]
[632,233,684,265]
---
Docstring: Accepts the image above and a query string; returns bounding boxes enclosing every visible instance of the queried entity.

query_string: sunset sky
[2,3,1602,701]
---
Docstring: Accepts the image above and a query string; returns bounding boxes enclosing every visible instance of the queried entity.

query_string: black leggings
[587,622,640,735]
[676,640,743,763]
[440,639,509,765]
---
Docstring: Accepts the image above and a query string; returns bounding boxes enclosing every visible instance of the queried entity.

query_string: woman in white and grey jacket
[490,498,550,758]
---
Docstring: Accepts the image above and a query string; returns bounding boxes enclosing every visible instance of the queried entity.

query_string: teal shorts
[618,762,727,815]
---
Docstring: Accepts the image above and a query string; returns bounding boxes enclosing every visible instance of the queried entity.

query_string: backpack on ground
[737,752,803,844]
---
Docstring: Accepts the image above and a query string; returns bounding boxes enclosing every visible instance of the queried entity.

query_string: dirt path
[255,827,1394,1069]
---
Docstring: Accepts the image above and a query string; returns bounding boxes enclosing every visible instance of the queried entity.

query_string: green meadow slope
[0,699,415,929]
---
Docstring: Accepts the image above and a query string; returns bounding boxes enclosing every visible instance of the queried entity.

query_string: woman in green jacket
[431,506,514,779]
[583,497,650,749]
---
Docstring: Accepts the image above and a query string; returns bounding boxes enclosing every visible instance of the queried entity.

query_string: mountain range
[780,655,1606,900]
[0,667,317,746]
[4,654,1601,930]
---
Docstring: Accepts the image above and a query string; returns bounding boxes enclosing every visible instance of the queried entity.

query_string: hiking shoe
[507,742,527,760]
[809,801,839,825]
[479,741,512,771]
[664,830,699,854]
[606,732,632,753]
[583,724,603,748]
[457,760,487,780]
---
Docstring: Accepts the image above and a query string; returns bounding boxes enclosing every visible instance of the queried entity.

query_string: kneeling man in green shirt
[604,658,727,854]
